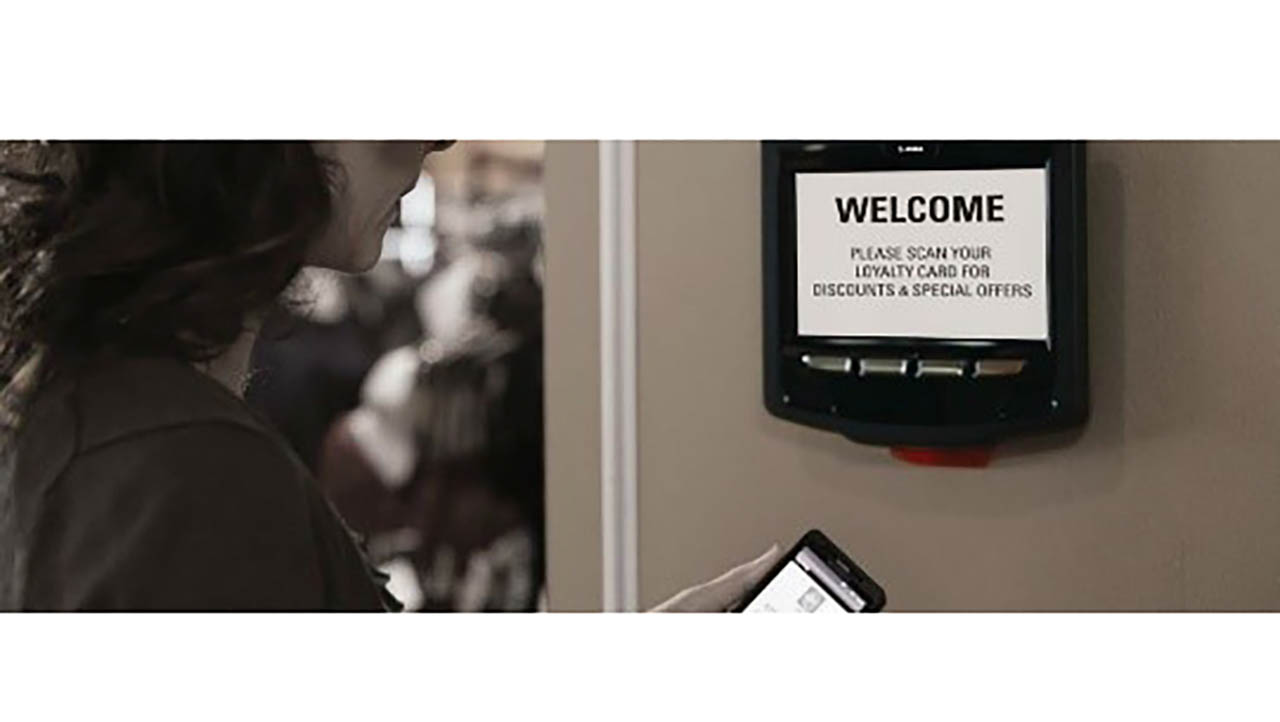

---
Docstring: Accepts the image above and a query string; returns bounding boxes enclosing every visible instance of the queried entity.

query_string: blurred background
[246,141,546,611]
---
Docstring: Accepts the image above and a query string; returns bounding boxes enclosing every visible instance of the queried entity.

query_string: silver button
[858,358,909,377]
[801,354,852,373]
[973,359,1027,377]
[916,359,967,378]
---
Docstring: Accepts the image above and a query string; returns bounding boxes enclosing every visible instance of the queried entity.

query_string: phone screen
[742,546,868,613]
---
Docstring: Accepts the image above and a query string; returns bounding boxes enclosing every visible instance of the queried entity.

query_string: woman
[0,141,776,611]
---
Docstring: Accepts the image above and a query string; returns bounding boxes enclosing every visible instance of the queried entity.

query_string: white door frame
[598,140,639,612]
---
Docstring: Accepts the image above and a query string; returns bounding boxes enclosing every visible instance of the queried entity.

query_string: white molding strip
[598,141,639,612]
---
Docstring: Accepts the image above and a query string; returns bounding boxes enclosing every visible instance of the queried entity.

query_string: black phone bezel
[736,529,886,613]
[762,140,1088,447]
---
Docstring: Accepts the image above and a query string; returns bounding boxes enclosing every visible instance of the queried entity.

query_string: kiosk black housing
[762,141,1088,447]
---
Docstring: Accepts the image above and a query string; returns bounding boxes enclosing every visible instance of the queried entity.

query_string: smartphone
[736,530,886,613]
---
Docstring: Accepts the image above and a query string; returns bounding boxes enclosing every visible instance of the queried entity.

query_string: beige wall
[543,141,603,611]
[545,141,1280,611]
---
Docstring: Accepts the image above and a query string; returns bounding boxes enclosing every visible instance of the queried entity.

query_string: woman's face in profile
[308,141,449,272]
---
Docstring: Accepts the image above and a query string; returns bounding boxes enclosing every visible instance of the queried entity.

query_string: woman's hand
[650,545,781,612]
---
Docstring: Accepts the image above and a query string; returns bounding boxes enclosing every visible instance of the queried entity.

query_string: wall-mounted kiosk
[762,141,1088,456]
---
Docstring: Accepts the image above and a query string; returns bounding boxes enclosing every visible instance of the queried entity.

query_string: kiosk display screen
[795,167,1049,341]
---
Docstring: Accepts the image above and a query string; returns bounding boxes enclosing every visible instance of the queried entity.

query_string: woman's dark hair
[0,141,335,428]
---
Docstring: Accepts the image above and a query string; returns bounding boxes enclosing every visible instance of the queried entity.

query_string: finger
[663,544,782,612]
[737,543,783,591]
[706,544,782,608]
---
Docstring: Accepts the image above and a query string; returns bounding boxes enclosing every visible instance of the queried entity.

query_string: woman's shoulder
[24,351,314,510]
[9,419,330,609]
[65,352,278,449]
[1,355,347,610]
[9,353,297,501]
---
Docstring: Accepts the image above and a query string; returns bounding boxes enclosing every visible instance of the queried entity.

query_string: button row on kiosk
[800,355,1026,379]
